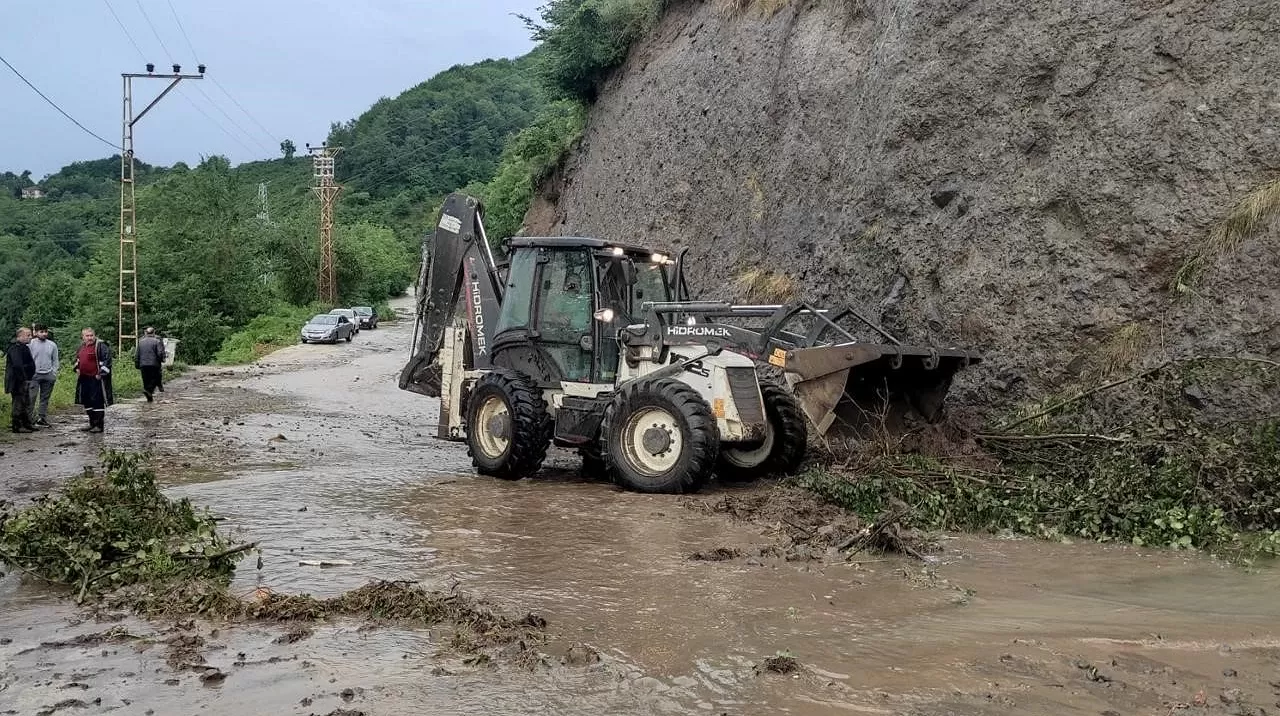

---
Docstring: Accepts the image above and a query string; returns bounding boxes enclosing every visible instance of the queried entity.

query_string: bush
[0,451,245,600]
[213,302,324,365]
[521,0,665,102]
[801,358,1280,561]
[472,100,588,241]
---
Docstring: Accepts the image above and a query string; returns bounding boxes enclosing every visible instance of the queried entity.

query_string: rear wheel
[718,371,808,481]
[466,369,551,480]
[602,378,718,494]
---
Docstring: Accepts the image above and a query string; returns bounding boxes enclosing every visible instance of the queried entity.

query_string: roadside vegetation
[0,451,546,656]
[802,357,1280,562]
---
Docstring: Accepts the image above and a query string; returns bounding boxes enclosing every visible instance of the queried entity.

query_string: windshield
[310,315,338,325]
[330,309,352,315]
[633,262,669,309]
[353,307,372,316]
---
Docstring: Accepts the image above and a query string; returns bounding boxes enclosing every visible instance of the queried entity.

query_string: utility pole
[119,62,205,354]
[307,143,342,305]
[256,181,273,225]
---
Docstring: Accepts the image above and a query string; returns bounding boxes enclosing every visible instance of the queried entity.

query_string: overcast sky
[1,0,543,178]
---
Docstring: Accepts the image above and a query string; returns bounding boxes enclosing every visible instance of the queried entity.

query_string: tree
[280,139,296,160]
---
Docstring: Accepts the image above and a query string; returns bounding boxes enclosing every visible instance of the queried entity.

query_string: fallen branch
[976,432,1134,443]
[997,361,1173,432]
[174,542,257,561]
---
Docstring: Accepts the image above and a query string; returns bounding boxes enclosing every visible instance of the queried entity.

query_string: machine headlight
[593,308,615,323]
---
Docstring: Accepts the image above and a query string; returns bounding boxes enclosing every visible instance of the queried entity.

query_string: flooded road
[3,297,1279,715]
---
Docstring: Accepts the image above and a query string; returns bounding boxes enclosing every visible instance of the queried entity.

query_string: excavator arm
[399,193,504,397]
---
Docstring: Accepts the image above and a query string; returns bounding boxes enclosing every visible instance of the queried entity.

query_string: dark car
[300,314,355,344]
[352,306,378,329]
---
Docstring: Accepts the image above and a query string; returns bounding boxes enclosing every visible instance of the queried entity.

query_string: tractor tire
[465,369,552,480]
[602,378,719,494]
[717,370,808,481]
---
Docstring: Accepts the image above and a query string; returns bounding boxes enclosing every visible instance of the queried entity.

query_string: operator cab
[493,237,673,386]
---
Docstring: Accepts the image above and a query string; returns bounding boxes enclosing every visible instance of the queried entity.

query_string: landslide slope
[529,0,1280,408]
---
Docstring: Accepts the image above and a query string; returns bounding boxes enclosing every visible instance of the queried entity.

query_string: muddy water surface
[3,298,1278,716]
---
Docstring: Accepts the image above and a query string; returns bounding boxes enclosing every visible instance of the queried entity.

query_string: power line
[161,1,279,150]
[212,78,279,145]
[134,0,175,63]
[101,0,148,62]
[0,54,122,151]
[190,83,272,153]
[178,87,257,156]
[164,0,200,63]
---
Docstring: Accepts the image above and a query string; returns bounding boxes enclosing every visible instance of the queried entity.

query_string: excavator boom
[399,193,503,397]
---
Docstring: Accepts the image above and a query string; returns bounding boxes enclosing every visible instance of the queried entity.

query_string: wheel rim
[622,406,683,476]
[474,395,510,459]
[721,419,775,469]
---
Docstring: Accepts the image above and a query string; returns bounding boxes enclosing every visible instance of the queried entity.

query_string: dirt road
[3,297,1279,715]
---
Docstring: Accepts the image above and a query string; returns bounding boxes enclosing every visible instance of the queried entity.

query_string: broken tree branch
[174,542,258,561]
[997,361,1173,432]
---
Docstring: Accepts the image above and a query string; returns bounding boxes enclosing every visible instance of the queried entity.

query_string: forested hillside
[0,56,553,364]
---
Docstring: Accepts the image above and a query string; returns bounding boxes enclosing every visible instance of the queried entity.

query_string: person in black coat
[4,327,37,433]
[73,327,114,433]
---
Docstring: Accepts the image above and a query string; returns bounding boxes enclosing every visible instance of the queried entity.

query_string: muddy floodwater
[3,297,1278,716]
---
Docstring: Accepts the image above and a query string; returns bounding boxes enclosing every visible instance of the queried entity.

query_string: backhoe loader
[399,193,981,494]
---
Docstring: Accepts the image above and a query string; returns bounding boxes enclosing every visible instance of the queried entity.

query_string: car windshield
[353,307,372,316]
[310,315,338,325]
[330,309,352,315]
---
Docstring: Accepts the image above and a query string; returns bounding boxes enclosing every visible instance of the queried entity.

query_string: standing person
[135,327,166,401]
[5,327,37,433]
[28,323,59,426]
[73,328,113,433]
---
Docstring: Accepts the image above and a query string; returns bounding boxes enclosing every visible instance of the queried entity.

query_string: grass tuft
[736,268,796,303]
[1175,178,1280,292]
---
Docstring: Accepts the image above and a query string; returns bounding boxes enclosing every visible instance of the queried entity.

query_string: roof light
[651,252,667,263]
[611,247,625,257]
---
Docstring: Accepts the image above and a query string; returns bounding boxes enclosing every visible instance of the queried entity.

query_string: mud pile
[528,0,1280,412]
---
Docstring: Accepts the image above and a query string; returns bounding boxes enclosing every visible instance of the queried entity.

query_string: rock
[1223,668,1238,677]
[930,186,960,209]
[1183,385,1209,410]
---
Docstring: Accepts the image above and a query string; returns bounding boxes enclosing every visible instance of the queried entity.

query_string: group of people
[4,325,168,434]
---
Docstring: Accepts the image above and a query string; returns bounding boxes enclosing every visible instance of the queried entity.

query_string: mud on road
[3,297,1279,715]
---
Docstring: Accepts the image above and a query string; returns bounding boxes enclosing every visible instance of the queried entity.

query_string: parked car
[300,314,355,344]
[352,306,378,329]
[329,308,360,333]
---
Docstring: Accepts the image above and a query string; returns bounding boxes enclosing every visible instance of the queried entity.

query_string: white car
[329,308,360,334]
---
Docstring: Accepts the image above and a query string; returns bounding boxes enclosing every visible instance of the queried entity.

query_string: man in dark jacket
[73,327,113,433]
[135,326,166,402]
[5,327,37,433]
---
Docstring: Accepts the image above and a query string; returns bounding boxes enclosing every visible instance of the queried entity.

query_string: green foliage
[0,451,243,600]
[472,100,587,241]
[280,139,297,159]
[803,359,1280,561]
[521,0,665,102]
[213,302,324,364]
[328,58,547,199]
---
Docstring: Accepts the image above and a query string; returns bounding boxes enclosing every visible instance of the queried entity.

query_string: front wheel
[602,378,719,494]
[345,333,353,342]
[718,372,808,481]
[465,369,552,480]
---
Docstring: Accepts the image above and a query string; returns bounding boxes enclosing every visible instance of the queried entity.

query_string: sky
[0,0,545,178]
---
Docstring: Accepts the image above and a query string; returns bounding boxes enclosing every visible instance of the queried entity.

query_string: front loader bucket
[776,343,980,436]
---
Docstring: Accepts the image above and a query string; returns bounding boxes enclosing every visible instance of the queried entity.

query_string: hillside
[0,57,548,361]
[527,0,1280,411]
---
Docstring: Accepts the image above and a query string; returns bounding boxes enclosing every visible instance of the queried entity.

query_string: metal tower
[308,143,342,304]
